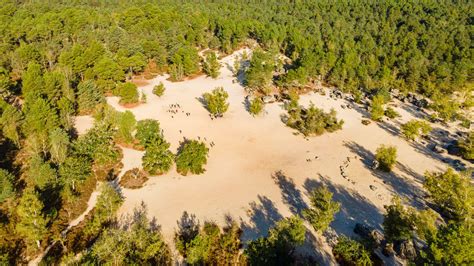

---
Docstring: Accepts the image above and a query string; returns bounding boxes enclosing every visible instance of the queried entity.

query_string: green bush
[135,119,161,148]
[152,82,165,97]
[286,103,344,136]
[375,145,397,172]
[333,236,373,266]
[117,82,139,105]
[203,87,229,117]
[458,131,473,160]
[203,52,220,79]
[303,186,340,232]
[142,140,174,175]
[0,169,15,203]
[384,107,400,119]
[249,97,264,116]
[175,140,209,175]
[370,95,385,121]
[401,120,432,141]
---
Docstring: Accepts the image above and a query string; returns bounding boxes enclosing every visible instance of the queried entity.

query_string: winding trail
[28,182,103,265]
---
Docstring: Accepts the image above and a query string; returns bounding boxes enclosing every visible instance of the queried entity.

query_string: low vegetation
[116,82,139,105]
[203,52,220,79]
[286,103,344,136]
[248,97,264,116]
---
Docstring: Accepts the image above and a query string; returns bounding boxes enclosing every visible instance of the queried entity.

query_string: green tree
[249,97,264,116]
[15,189,48,249]
[116,111,136,144]
[458,131,473,160]
[422,222,474,265]
[117,82,139,105]
[384,107,400,119]
[245,49,274,91]
[142,139,174,175]
[383,197,415,242]
[375,145,397,172]
[77,80,104,115]
[0,104,22,146]
[59,156,91,193]
[175,140,209,175]
[203,52,220,79]
[152,82,165,97]
[85,183,123,237]
[135,119,161,148]
[245,216,306,265]
[333,236,373,266]
[48,128,69,165]
[303,186,341,232]
[203,87,229,117]
[424,169,473,222]
[401,120,432,141]
[286,104,344,136]
[0,169,15,203]
[26,155,58,189]
[370,95,385,121]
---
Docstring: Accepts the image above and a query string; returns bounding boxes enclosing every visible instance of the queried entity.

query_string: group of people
[166,103,191,118]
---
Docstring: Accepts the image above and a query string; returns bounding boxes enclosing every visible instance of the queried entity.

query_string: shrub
[119,168,148,189]
[401,120,432,141]
[458,131,473,160]
[117,82,139,105]
[115,111,136,144]
[333,236,373,266]
[175,140,209,175]
[303,186,340,232]
[249,97,264,116]
[153,82,165,97]
[142,140,174,175]
[384,107,400,119]
[375,145,397,172]
[203,87,229,117]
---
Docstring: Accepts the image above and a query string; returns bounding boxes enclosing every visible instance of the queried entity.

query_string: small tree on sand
[117,82,139,105]
[142,139,174,175]
[153,82,165,97]
[203,52,220,79]
[175,140,209,175]
[203,87,229,117]
[375,145,397,172]
[249,97,264,116]
[303,186,341,232]
[370,95,385,121]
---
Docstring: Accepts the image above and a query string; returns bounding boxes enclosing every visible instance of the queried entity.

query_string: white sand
[104,49,470,260]
[74,115,94,135]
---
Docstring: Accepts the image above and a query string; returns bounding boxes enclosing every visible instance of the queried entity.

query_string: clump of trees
[152,82,165,97]
[401,120,432,141]
[202,87,229,117]
[116,82,139,105]
[245,216,306,265]
[203,52,220,79]
[286,103,344,136]
[245,49,275,93]
[303,186,340,232]
[175,140,209,175]
[375,145,397,172]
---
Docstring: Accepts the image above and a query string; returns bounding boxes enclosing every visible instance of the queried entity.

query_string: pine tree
[15,189,48,249]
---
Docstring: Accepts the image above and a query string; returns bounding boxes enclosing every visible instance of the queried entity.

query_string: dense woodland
[0,0,472,264]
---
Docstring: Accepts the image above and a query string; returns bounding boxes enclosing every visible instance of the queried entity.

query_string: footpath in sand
[103,49,468,260]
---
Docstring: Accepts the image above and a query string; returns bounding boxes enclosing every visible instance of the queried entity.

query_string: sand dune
[103,49,469,260]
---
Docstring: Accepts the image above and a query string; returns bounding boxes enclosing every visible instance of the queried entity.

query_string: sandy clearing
[74,115,94,135]
[104,48,470,261]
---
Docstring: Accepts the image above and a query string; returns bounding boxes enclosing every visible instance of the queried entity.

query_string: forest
[0,0,472,264]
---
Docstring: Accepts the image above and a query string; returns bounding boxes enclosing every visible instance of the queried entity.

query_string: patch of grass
[119,168,149,189]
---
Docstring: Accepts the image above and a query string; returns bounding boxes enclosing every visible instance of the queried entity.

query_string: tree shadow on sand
[343,141,426,208]
[272,170,308,216]
[303,175,383,236]
[240,195,283,242]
